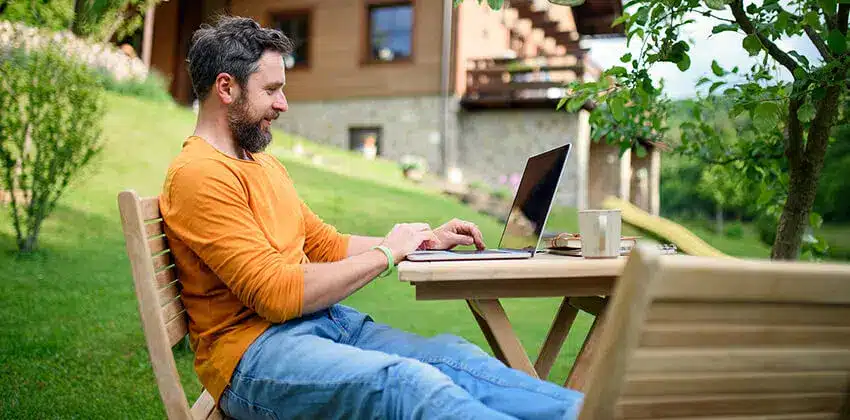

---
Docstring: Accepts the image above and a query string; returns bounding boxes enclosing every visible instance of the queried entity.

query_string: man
[160,15,584,420]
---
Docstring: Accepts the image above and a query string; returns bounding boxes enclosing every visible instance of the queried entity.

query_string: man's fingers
[448,232,474,246]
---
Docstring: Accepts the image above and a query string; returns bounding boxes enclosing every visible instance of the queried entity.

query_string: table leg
[534,297,578,380]
[466,299,538,378]
[564,298,609,391]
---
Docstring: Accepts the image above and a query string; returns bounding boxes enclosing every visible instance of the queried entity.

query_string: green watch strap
[372,245,395,277]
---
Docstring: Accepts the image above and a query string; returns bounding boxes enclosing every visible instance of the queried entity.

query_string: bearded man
[159,15,584,420]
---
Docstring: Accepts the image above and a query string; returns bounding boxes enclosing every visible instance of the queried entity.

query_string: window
[271,11,310,69]
[349,127,382,159]
[367,2,413,62]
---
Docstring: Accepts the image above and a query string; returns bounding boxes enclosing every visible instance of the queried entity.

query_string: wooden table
[397,253,626,390]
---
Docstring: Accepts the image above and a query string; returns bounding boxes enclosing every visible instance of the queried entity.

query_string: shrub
[490,187,512,202]
[724,221,744,239]
[755,214,778,247]
[93,67,173,102]
[0,43,105,253]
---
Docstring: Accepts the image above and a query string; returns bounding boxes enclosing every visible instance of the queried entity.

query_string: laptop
[406,143,572,262]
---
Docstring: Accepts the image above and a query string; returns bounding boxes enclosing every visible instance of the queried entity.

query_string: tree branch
[729,0,800,74]
[838,4,849,36]
[804,25,832,60]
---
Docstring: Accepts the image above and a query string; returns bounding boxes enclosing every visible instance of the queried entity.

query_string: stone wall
[273,95,451,173]
[275,95,590,208]
[457,109,588,208]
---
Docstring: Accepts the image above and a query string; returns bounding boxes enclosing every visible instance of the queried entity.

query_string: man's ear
[213,73,238,105]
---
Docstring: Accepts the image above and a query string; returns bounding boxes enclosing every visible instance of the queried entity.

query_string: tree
[0,0,162,42]
[463,0,850,260]
[0,43,105,253]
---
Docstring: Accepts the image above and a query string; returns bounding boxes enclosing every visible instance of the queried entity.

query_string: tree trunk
[771,85,841,260]
[72,0,88,35]
[715,201,724,234]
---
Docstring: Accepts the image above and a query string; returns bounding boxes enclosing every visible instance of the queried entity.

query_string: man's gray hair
[187,16,293,101]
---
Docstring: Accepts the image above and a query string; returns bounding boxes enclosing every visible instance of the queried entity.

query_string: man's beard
[228,95,276,154]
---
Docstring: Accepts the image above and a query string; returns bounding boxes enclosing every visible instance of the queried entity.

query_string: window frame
[362,0,415,66]
[268,8,313,71]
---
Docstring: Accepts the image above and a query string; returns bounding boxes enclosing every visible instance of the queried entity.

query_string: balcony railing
[460,55,586,110]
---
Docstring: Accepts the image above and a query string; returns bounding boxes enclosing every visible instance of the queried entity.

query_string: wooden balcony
[460,56,586,110]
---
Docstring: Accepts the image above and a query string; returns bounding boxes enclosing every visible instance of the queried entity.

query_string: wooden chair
[118,190,225,420]
[578,244,850,419]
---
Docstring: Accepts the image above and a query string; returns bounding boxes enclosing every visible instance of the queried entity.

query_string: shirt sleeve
[162,159,303,322]
[301,200,351,263]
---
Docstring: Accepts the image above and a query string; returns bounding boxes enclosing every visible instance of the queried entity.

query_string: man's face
[227,51,288,153]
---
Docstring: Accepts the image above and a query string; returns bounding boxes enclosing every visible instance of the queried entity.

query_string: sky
[579,9,822,99]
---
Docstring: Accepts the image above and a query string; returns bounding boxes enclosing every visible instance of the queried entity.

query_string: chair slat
[152,252,172,272]
[141,197,161,221]
[658,414,838,420]
[641,323,850,348]
[161,296,185,324]
[149,235,169,256]
[623,371,850,396]
[144,220,163,237]
[629,348,850,374]
[165,311,188,347]
[646,301,850,326]
[190,390,217,420]
[159,283,179,306]
[617,392,843,419]
[655,259,850,304]
[154,267,177,289]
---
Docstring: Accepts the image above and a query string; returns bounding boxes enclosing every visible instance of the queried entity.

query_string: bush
[0,43,105,253]
[724,221,744,239]
[755,214,778,247]
[93,68,173,102]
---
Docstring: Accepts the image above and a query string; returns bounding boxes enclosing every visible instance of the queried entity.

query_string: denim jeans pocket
[221,388,279,420]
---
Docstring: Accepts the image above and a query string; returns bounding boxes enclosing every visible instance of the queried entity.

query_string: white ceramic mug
[578,209,622,258]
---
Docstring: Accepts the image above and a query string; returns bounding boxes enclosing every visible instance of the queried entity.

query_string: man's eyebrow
[264,81,285,89]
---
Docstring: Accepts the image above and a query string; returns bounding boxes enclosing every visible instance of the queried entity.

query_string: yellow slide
[601,196,730,258]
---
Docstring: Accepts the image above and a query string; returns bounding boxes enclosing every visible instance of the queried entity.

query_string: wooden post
[142,4,156,68]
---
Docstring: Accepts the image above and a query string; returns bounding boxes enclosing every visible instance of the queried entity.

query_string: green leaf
[776,11,789,33]
[566,96,588,112]
[486,0,504,9]
[812,87,826,100]
[827,30,847,55]
[752,102,781,132]
[804,12,821,29]
[606,66,628,77]
[635,144,648,158]
[788,51,810,68]
[797,101,816,123]
[635,6,650,25]
[818,0,837,16]
[620,52,632,63]
[610,97,627,121]
[709,81,725,94]
[711,60,725,76]
[556,97,568,110]
[742,34,762,56]
[676,53,691,71]
[711,23,739,34]
[746,3,758,13]
[650,4,665,22]
[809,212,824,229]
[703,0,728,10]
[696,76,711,86]
[793,67,808,79]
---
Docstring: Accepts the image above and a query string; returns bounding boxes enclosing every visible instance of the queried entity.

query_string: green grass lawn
[3,93,842,418]
[0,94,593,418]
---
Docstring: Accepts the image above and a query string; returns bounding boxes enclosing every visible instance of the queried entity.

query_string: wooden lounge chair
[118,190,226,420]
[578,244,850,419]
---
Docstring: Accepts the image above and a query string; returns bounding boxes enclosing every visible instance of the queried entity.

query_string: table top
[397,253,627,283]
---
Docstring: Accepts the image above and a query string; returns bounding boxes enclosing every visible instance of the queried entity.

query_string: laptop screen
[497,144,571,252]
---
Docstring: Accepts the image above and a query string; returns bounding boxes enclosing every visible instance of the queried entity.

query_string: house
[142,0,660,216]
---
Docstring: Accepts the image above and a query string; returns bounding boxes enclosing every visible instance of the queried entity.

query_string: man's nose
[273,92,288,112]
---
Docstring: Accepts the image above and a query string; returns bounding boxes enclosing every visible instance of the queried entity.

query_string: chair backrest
[118,190,219,420]
[580,245,850,420]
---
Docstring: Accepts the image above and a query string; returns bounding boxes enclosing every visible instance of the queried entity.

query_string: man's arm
[346,235,384,256]
[164,160,432,321]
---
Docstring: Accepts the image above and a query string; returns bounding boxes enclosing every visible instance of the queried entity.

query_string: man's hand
[428,218,486,251]
[380,223,438,263]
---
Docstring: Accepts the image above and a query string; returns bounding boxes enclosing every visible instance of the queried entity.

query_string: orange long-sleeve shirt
[159,136,350,403]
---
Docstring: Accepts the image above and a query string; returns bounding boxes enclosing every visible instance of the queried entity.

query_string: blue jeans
[220,304,584,420]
